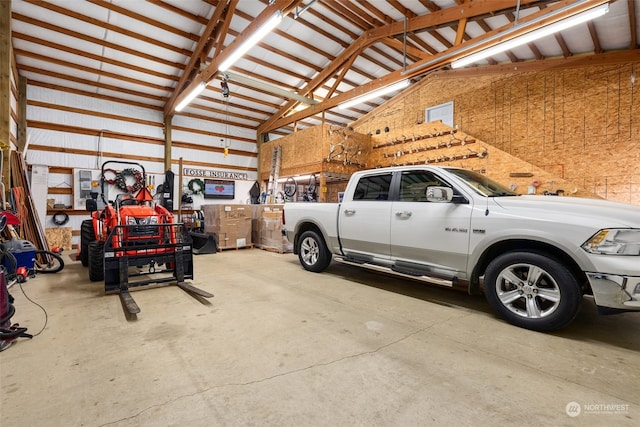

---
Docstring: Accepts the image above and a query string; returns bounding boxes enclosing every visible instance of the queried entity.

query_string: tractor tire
[88,241,105,282]
[80,219,95,267]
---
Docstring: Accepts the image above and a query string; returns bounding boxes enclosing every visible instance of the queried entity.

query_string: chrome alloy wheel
[494,263,562,319]
[300,235,320,266]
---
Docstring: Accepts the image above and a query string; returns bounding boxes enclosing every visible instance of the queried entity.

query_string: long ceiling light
[338,79,410,109]
[451,3,609,69]
[219,11,284,72]
[175,81,207,112]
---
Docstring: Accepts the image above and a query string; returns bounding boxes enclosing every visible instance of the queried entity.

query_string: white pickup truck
[283,166,640,331]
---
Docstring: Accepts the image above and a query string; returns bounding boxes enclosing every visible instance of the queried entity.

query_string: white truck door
[338,172,393,261]
[390,170,473,277]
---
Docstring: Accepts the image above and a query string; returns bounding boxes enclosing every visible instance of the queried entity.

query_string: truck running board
[334,256,455,287]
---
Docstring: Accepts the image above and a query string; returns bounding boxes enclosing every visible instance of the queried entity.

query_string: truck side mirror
[426,186,453,203]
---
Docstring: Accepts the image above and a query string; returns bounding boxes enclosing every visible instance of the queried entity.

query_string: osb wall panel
[259,125,324,181]
[353,63,640,205]
[366,120,589,198]
[259,124,371,201]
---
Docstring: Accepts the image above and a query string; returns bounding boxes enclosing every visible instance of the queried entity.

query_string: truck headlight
[582,229,640,255]
[127,217,137,225]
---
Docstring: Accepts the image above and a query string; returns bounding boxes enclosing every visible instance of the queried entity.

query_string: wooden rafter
[259,0,610,134]
[11,0,634,140]
[12,32,177,83]
[587,21,603,54]
[629,0,638,49]
[386,0,443,53]
[554,33,572,58]
[165,0,302,116]
[15,49,172,93]
[11,12,182,70]
[164,0,233,113]
[22,0,191,56]
[86,0,199,42]
[259,0,547,134]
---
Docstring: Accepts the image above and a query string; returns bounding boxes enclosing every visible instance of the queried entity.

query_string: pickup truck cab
[283,166,640,331]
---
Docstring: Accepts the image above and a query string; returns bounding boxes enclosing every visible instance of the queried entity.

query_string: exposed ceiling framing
[10,0,640,139]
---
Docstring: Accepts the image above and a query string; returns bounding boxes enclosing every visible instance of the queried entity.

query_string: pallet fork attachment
[104,224,213,316]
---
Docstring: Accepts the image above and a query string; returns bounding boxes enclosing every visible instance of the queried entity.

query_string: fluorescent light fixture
[451,3,609,69]
[175,82,207,112]
[219,11,283,72]
[339,79,410,109]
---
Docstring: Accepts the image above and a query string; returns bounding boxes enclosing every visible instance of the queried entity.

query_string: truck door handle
[395,211,412,217]
[344,209,356,215]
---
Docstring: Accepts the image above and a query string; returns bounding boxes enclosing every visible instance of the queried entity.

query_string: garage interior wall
[23,82,260,245]
[351,60,640,206]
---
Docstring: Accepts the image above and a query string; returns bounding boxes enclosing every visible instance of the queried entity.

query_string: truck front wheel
[484,252,581,332]
[297,230,331,273]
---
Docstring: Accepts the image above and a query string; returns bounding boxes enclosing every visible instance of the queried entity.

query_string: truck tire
[484,252,581,332]
[297,230,331,273]
[88,241,105,282]
[80,219,95,267]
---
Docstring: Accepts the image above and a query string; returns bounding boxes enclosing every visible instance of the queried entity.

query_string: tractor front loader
[81,161,212,316]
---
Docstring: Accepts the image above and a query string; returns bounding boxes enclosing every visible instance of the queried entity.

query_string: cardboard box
[203,204,252,249]
[248,204,291,253]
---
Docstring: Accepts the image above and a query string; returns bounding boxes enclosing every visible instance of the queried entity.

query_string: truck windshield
[445,168,518,197]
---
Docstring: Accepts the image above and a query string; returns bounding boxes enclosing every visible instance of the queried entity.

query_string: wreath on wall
[188,178,204,195]
[102,168,118,185]
[115,168,144,193]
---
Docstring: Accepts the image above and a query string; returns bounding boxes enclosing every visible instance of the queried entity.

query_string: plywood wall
[259,124,370,201]
[259,61,639,205]
[353,62,640,205]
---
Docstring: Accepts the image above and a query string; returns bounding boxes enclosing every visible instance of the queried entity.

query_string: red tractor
[80,161,212,315]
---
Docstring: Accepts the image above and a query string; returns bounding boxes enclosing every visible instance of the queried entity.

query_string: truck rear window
[353,174,392,201]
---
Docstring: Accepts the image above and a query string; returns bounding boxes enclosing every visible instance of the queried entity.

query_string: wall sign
[182,168,249,180]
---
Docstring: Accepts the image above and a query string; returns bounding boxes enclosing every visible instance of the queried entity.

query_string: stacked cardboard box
[203,204,252,250]
[251,205,292,253]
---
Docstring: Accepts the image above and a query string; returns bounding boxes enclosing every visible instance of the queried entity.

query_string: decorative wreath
[102,168,118,185]
[188,178,204,195]
[115,168,144,193]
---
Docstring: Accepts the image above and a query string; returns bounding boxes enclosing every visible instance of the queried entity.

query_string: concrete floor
[1,248,639,426]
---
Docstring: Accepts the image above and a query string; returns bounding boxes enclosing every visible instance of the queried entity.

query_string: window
[399,171,447,202]
[425,101,454,127]
[353,173,392,201]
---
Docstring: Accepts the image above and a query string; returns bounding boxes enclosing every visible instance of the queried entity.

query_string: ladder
[267,146,282,201]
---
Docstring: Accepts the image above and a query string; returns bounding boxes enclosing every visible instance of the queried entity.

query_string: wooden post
[178,157,183,221]
[319,173,326,202]
[17,76,27,152]
[0,1,11,203]
[164,115,172,172]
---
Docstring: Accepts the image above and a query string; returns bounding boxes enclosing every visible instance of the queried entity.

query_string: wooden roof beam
[259,0,546,134]
[165,0,301,117]
[260,0,610,134]
[628,0,638,49]
[587,21,603,54]
[165,0,233,113]
[22,0,191,56]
